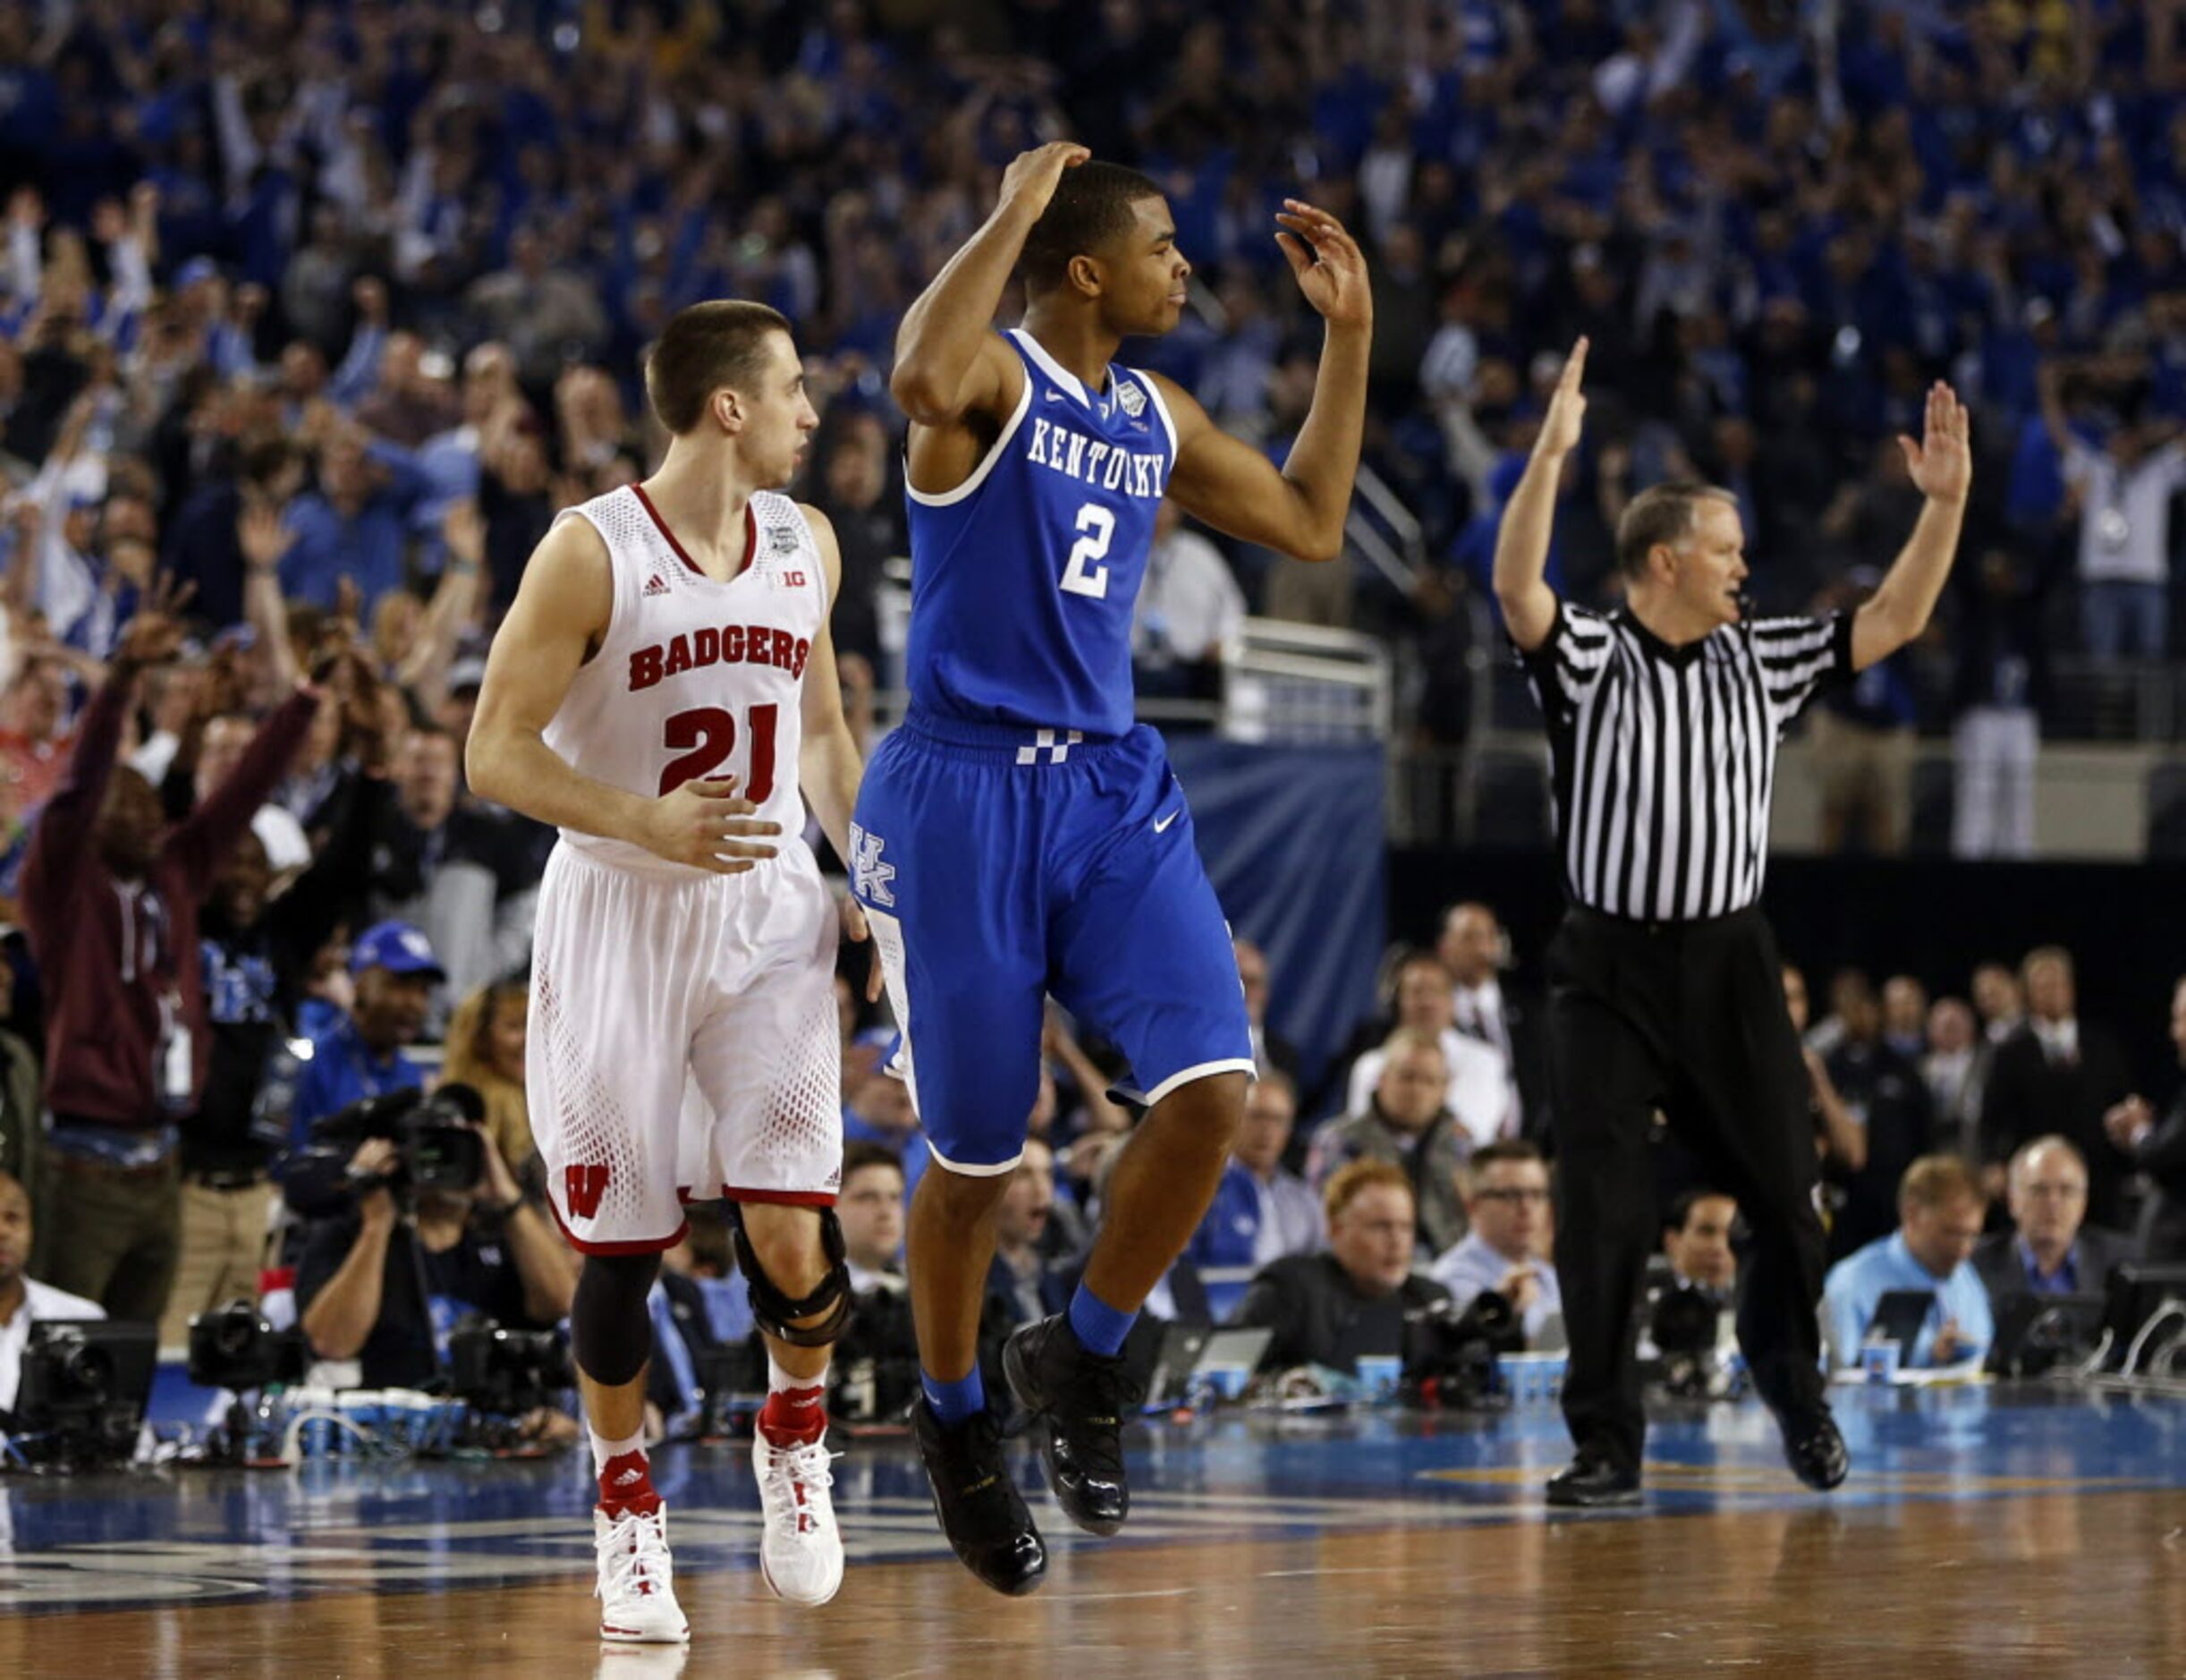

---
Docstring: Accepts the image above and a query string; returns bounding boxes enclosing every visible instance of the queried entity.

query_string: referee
[1494,340,1971,1506]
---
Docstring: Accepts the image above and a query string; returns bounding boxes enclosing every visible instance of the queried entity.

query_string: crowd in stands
[3,0,2186,1422]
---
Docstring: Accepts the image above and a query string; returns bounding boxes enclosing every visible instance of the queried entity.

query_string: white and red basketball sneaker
[752,1428,844,1606]
[595,1500,689,1643]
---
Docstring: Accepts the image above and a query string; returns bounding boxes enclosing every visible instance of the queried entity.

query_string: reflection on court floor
[4,1385,2179,1618]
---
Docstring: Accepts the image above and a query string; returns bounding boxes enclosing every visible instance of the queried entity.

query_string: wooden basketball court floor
[3,1385,2182,1677]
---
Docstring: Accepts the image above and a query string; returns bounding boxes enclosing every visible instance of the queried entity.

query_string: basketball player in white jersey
[468,301,868,1642]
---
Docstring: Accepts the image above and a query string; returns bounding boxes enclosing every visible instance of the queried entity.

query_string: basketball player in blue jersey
[855,142,1371,1594]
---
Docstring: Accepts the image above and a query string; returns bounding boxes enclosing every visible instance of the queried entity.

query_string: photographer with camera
[1429,1141,1563,1347]
[284,921,442,1146]
[0,1170,106,1420]
[1640,1192,1742,1398]
[293,1089,576,1390]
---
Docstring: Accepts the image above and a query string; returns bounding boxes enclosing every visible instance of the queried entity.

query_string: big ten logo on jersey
[628,622,812,692]
[763,522,809,586]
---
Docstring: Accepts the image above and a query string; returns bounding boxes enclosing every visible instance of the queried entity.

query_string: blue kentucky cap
[350,920,446,980]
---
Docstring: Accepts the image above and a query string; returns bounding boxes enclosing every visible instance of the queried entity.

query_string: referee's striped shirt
[1519,602,1853,922]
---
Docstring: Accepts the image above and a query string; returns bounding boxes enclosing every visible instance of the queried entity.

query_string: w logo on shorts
[565,1163,611,1219]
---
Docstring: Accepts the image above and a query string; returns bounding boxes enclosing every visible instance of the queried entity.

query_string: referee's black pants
[1545,905,1827,1474]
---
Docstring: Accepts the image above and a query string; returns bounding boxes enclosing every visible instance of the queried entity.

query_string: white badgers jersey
[542,482,827,872]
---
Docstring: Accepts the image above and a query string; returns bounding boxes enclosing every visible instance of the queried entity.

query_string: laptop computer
[1143,1324,1275,1409]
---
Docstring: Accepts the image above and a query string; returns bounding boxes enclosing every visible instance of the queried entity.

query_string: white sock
[767,1353,830,1396]
[589,1427,646,1476]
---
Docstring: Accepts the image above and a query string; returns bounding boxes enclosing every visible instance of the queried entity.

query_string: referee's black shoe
[1544,1454,1643,1508]
[1773,1403,1851,1491]
[1004,1313,1140,1536]
[911,1399,1047,1595]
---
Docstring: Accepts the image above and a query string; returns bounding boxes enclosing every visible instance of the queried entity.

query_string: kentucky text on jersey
[902,329,1181,737]
[628,624,812,692]
[1025,415,1167,499]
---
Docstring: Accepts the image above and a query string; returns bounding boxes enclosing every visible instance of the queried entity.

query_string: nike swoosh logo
[1044,388,1065,402]
[1153,810,1180,834]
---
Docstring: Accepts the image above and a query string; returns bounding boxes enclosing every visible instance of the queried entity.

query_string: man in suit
[1437,901,1547,1146]
[1971,1136,2137,1308]
[2104,976,2186,1264]
[1978,947,2135,1227]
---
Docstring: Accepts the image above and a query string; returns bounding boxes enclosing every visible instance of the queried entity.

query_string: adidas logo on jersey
[642,573,670,598]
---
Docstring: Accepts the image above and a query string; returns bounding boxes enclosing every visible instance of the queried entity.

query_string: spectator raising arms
[23,582,318,1322]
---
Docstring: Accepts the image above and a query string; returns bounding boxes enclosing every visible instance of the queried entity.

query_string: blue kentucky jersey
[903,327,1179,738]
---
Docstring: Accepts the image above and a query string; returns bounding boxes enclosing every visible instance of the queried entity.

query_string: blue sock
[1067,1283,1138,1358]
[921,1366,985,1427]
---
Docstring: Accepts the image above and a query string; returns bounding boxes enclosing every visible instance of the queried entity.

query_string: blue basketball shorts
[847,711,1255,1175]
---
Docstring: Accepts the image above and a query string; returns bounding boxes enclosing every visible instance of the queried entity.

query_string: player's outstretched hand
[1900,379,1971,506]
[1275,200,1370,329]
[640,776,782,875]
[999,141,1090,220]
[1535,338,1589,460]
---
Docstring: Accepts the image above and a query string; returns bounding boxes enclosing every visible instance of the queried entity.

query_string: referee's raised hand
[1899,379,1971,506]
[1536,337,1589,460]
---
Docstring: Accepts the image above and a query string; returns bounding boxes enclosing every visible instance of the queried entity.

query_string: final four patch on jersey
[766,523,801,556]
[1115,380,1147,418]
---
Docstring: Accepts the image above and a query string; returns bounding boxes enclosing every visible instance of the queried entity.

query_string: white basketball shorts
[528,836,843,1253]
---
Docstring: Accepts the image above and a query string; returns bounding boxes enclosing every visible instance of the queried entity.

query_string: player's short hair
[1614,481,1741,580]
[645,300,793,436]
[1325,1158,1414,1226]
[1899,1153,1986,1213]
[1020,161,1165,295]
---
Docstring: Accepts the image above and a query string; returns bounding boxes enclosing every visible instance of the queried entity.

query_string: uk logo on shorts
[849,822,896,907]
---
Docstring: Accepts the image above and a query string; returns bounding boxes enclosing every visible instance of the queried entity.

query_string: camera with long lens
[187,1299,309,1392]
[1648,1279,1727,1399]
[10,1320,157,1468]
[284,1083,487,1218]
[446,1319,573,1419]
[1402,1288,1524,1408]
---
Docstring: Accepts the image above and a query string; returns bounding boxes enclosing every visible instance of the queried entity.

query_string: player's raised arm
[465,517,781,875]
[1493,338,1589,653]
[1156,199,1371,564]
[891,142,1089,427]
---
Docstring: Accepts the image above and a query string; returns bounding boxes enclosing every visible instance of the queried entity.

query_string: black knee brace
[726,1202,854,1347]
[571,1250,662,1387]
